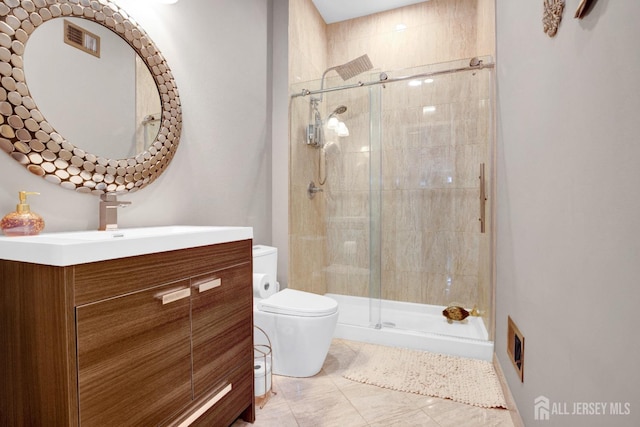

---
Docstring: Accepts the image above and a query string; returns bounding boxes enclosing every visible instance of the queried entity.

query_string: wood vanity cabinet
[0,239,255,427]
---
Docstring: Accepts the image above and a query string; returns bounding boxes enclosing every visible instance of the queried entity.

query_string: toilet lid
[257,288,338,317]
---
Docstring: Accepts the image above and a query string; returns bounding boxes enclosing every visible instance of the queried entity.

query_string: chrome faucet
[99,193,131,231]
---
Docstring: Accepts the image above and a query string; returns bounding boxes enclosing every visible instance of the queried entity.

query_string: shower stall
[289,57,495,360]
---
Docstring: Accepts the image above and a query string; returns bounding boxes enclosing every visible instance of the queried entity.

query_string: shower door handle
[479,163,487,233]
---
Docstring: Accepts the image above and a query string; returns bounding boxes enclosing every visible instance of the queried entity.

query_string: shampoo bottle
[0,191,45,236]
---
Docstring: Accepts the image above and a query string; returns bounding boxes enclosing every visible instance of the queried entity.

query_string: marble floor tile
[421,398,513,427]
[368,409,440,427]
[233,339,514,427]
[292,393,369,427]
[340,381,421,424]
[232,398,298,427]
[276,371,341,402]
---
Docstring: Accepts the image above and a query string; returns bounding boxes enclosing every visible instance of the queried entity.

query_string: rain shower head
[333,55,373,81]
[315,55,374,102]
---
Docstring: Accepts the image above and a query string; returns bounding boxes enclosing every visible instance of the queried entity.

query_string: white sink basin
[0,225,253,266]
[43,226,217,241]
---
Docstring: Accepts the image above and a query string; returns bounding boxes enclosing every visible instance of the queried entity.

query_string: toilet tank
[252,245,278,284]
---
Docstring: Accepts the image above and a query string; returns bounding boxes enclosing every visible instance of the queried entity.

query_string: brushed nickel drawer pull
[177,383,232,427]
[197,278,222,293]
[157,288,191,305]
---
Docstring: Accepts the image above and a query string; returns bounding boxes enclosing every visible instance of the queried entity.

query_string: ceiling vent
[64,19,100,58]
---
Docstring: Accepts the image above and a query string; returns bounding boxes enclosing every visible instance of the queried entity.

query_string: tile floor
[232,339,516,427]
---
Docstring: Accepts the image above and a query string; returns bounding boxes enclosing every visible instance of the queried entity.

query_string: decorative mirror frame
[0,0,182,194]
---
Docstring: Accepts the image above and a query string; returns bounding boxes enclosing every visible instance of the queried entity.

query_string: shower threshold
[326,293,494,361]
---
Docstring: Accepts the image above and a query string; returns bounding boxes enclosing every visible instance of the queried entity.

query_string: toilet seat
[257,288,338,317]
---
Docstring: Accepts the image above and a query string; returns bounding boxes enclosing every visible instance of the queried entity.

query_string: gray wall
[271,0,290,287]
[496,1,640,425]
[0,0,272,245]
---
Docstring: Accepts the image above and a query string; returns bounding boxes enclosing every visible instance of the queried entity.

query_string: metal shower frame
[292,57,495,100]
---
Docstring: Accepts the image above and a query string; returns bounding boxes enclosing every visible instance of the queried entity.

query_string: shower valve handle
[307,181,323,199]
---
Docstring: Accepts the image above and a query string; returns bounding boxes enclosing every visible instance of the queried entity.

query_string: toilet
[252,245,338,377]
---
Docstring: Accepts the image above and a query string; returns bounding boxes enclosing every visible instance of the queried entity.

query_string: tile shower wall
[289,0,495,331]
[288,0,329,295]
[378,66,492,310]
[323,85,373,299]
[321,64,492,308]
[326,0,481,71]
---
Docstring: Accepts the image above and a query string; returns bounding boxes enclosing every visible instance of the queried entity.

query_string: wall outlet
[507,316,524,382]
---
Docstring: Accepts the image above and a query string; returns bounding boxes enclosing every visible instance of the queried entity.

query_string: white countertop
[0,225,253,266]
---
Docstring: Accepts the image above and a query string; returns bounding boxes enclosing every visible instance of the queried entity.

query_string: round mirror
[0,0,181,194]
[24,17,162,160]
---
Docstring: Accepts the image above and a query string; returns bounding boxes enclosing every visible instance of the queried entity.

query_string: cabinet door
[76,280,192,426]
[191,263,253,399]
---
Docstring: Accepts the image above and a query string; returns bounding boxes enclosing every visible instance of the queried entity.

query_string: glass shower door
[289,58,495,343]
[368,84,382,329]
[321,81,380,329]
[374,61,494,340]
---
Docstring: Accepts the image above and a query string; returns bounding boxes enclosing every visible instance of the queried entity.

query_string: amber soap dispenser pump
[0,191,45,236]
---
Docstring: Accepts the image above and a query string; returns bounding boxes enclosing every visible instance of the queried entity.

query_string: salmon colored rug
[343,343,507,409]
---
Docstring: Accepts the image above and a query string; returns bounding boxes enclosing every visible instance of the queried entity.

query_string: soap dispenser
[0,191,45,236]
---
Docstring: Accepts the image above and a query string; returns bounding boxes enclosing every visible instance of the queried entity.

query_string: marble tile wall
[288,0,329,295]
[323,87,372,299]
[477,0,496,58]
[326,0,479,72]
[378,68,492,310]
[323,64,492,308]
[289,0,495,332]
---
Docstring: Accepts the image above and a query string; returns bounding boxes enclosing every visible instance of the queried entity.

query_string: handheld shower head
[326,105,349,138]
[328,105,347,118]
[308,104,349,147]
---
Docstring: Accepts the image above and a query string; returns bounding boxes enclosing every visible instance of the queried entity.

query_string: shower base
[325,293,494,361]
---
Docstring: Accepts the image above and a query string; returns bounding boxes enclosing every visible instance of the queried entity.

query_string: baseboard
[493,353,524,427]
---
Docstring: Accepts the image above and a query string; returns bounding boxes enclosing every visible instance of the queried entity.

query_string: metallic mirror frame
[0,0,182,194]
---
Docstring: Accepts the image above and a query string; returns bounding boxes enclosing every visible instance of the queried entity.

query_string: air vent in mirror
[64,19,100,58]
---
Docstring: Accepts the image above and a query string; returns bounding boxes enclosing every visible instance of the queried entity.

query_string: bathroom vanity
[0,226,255,426]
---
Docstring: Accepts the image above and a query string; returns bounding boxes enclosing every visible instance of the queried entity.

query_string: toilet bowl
[252,245,338,378]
